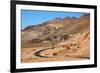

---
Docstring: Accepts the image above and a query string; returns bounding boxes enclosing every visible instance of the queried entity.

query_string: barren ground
[21,31,90,63]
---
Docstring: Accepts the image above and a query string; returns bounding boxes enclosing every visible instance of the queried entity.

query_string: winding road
[34,47,53,58]
[33,46,90,59]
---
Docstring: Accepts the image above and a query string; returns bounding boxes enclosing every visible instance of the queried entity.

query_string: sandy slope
[21,30,90,63]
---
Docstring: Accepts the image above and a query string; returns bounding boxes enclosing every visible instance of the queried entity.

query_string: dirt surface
[21,31,90,63]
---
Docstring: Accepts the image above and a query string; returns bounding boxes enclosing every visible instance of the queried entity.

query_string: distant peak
[64,17,77,20]
[83,13,90,16]
[22,25,35,31]
[80,13,90,19]
[53,17,63,21]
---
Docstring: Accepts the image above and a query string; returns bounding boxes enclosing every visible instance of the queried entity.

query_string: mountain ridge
[22,13,90,46]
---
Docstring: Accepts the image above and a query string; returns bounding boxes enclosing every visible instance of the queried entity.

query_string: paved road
[33,47,90,59]
[34,47,53,58]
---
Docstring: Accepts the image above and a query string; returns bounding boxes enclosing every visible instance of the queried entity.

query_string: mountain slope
[22,13,90,46]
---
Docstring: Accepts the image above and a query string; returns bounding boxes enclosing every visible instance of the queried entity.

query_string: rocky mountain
[22,13,90,46]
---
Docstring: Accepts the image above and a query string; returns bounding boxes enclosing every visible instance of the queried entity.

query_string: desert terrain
[21,13,90,63]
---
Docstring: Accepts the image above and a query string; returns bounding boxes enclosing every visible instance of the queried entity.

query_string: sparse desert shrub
[51,47,55,49]
[77,46,80,48]
[67,46,71,50]
[53,53,57,56]
[31,39,41,43]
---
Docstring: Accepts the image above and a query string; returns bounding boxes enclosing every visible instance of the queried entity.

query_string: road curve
[34,48,52,58]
